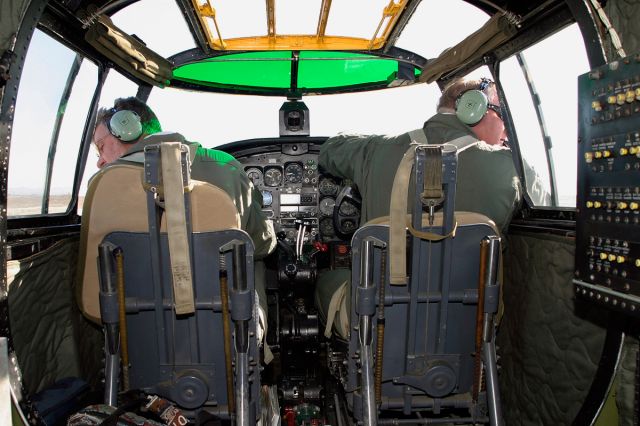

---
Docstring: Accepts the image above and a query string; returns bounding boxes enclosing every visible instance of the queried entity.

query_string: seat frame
[345,145,503,425]
[88,143,259,423]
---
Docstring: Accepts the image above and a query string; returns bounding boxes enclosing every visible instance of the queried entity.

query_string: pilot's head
[93,97,162,168]
[437,77,507,146]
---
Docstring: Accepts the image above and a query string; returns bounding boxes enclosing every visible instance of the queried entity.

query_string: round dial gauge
[285,163,304,184]
[339,200,358,216]
[341,219,356,233]
[264,167,283,187]
[261,190,273,207]
[319,178,339,196]
[319,218,335,237]
[246,167,262,184]
[319,197,336,216]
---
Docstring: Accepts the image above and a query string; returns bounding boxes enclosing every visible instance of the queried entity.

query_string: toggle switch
[617,93,627,105]
[617,255,626,264]
[600,252,609,260]
[620,147,629,156]
[617,201,628,210]
[630,202,639,210]
[586,201,594,208]
[608,254,617,262]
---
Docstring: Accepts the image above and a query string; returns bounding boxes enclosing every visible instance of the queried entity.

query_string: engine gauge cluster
[237,144,360,244]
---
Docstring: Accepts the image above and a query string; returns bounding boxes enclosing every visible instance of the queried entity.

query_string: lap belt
[160,143,195,315]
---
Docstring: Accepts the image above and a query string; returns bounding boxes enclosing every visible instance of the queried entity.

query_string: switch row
[585,200,639,210]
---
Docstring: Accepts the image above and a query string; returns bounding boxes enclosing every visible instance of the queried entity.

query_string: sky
[8,0,590,208]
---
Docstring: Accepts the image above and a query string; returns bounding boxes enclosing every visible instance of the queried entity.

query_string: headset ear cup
[109,110,143,142]
[455,90,489,126]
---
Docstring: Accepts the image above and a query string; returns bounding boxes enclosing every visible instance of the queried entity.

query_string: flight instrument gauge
[319,178,339,196]
[339,201,358,216]
[341,219,356,233]
[261,190,273,207]
[319,218,335,237]
[246,167,262,184]
[319,197,336,216]
[264,167,283,187]
[285,163,304,184]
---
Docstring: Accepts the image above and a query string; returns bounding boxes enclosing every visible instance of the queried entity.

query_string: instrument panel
[235,142,359,246]
[574,54,640,316]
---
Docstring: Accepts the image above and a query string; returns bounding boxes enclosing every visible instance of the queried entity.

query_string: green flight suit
[316,113,522,339]
[319,113,522,231]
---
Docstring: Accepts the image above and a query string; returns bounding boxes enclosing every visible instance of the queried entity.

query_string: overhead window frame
[169,46,426,97]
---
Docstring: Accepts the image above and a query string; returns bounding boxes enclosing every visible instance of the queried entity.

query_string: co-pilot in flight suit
[119,132,277,259]
[316,113,523,339]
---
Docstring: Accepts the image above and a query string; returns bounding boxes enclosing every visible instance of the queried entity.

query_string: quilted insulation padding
[616,336,638,426]
[497,232,608,425]
[8,237,102,394]
[604,0,640,59]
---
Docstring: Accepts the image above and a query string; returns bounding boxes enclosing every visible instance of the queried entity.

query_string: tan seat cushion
[78,163,241,323]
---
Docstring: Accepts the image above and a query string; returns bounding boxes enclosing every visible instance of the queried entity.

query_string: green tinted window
[173,51,292,89]
[172,51,411,93]
[298,51,397,89]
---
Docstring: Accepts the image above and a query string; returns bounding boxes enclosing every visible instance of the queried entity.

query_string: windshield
[104,0,488,145]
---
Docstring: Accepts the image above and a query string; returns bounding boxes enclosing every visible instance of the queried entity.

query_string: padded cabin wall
[604,0,640,59]
[497,231,607,425]
[7,237,102,394]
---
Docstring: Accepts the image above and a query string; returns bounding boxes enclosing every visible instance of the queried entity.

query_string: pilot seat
[320,142,504,425]
[77,141,261,423]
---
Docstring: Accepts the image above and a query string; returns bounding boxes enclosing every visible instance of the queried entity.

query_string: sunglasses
[478,78,504,121]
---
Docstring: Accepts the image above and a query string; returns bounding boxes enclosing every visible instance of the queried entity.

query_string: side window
[79,70,138,209]
[501,23,590,207]
[9,30,97,216]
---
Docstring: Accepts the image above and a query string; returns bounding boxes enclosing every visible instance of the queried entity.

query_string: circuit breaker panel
[574,53,640,316]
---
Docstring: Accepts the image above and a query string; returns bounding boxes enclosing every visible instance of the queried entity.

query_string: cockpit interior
[2,0,640,425]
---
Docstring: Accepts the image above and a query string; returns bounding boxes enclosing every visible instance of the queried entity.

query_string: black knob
[285,263,297,278]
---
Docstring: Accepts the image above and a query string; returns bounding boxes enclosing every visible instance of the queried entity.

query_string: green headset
[108,108,143,143]
[455,78,501,126]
